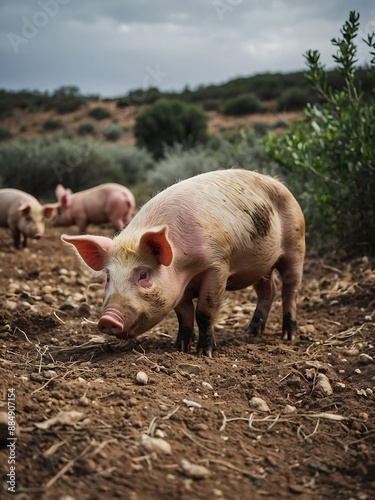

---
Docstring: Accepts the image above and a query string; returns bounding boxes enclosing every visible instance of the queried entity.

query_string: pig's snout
[33,232,42,240]
[98,308,125,336]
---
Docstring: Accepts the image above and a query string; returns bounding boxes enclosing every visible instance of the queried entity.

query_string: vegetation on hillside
[0,11,373,255]
[265,11,375,253]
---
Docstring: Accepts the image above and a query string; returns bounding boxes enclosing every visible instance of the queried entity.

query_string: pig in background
[62,169,305,357]
[0,188,55,249]
[53,183,136,233]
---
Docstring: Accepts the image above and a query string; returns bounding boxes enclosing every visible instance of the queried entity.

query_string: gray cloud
[0,0,374,97]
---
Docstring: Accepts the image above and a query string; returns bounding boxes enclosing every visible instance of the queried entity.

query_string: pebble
[354,368,362,374]
[249,396,270,412]
[180,459,210,479]
[136,371,148,385]
[282,404,296,414]
[43,294,55,305]
[201,381,213,390]
[5,300,17,310]
[183,399,202,408]
[359,353,373,364]
[315,373,333,396]
[140,434,172,455]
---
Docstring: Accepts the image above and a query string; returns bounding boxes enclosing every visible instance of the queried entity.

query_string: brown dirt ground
[0,226,374,500]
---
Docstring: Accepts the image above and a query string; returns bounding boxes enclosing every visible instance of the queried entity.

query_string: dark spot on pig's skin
[141,288,167,308]
[243,202,273,239]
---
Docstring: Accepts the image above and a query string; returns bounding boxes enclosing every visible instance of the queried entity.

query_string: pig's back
[125,169,301,259]
[0,189,36,226]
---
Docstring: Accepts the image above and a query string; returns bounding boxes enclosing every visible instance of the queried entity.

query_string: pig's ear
[19,203,31,216]
[42,204,57,219]
[139,226,173,266]
[61,234,113,271]
[55,185,72,208]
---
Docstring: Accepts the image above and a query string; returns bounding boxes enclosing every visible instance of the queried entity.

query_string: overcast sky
[0,1,374,97]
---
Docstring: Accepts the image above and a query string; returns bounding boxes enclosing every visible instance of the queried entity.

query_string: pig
[53,183,135,233]
[61,169,305,357]
[0,189,55,248]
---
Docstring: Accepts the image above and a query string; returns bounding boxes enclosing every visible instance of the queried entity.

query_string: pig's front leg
[196,268,226,357]
[174,300,195,352]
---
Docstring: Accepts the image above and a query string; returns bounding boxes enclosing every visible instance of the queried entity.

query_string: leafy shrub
[134,99,208,159]
[88,107,112,120]
[78,123,96,136]
[0,127,12,141]
[110,145,155,185]
[0,138,137,199]
[222,93,262,116]
[147,144,221,190]
[102,124,123,141]
[43,119,64,131]
[277,87,316,111]
[265,11,375,253]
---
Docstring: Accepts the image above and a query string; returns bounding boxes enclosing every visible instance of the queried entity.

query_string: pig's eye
[106,271,110,284]
[139,270,148,281]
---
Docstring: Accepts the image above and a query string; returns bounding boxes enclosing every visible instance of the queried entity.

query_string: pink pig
[54,183,135,233]
[0,189,55,248]
[61,169,305,356]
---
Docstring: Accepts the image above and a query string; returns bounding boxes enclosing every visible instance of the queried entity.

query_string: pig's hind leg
[246,272,276,336]
[276,256,304,341]
[174,300,195,352]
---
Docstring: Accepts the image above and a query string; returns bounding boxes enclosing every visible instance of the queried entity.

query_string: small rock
[343,348,360,356]
[315,373,333,396]
[78,395,91,406]
[182,399,202,408]
[140,434,172,455]
[249,397,270,412]
[136,371,148,385]
[283,404,296,414]
[359,353,373,364]
[201,381,213,390]
[354,368,362,374]
[5,300,17,310]
[43,294,55,305]
[59,268,69,275]
[180,459,210,479]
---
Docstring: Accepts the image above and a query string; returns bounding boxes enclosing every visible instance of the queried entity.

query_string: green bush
[222,93,262,116]
[265,11,375,253]
[0,138,143,199]
[0,127,12,141]
[277,87,316,111]
[88,107,112,120]
[102,124,123,141]
[78,123,96,136]
[43,119,64,131]
[134,99,208,159]
[147,144,221,190]
[110,145,155,185]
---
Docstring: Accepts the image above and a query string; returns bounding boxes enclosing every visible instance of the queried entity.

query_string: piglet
[0,189,55,248]
[61,169,305,356]
[54,183,135,233]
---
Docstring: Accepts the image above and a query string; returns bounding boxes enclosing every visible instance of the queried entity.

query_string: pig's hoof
[246,308,264,336]
[196,339,215,357]
[197,346,213,358]
[174,326,194,352]
[282,313,297,341]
